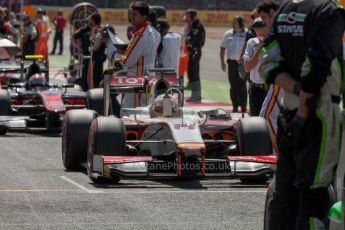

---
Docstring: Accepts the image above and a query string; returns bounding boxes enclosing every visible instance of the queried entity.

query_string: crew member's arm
[20,26,30,48]
[220,32,228,72]
[297,9,344,118]
[259,22,294,93]
[113,31,145,68]
[7,23,17,37]
[239,41,247,65]
[260,42,299,99]
[220,47,226,72]
[93,30,104,51]
[244,38,261,72]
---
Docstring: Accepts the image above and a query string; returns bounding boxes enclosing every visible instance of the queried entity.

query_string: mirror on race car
[61,83,75,88]
[198,109,231,119]
[122,108,142,116]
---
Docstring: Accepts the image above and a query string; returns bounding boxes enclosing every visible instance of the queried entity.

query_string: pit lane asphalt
[0,133,267,230]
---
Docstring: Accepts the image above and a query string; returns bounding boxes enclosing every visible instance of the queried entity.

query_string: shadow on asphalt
[90,178,267,190]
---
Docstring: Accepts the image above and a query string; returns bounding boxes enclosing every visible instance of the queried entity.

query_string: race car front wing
[91,155,276,180]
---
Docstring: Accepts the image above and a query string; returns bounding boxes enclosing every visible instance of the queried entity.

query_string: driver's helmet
[27,73,46,88]
[151,93,180,117]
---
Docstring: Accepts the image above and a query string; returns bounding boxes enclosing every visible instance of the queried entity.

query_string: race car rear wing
[102,69,183,116]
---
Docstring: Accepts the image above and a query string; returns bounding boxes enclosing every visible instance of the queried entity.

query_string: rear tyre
[0,89,11,135]
[62,109,97,170]
[236,117,272,156]
[87,116,126,184]
[236,117,272,184]
[0,89,10,115]
[87,88,104,115]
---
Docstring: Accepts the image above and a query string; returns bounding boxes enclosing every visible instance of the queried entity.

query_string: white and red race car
[62,69,276,184]
[0,55,87,134]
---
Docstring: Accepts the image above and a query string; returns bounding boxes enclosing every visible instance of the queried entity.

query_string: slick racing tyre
[235,117,272,184]
[0,89,10,115]
[236,117,272,156]
[62,109,97,170]
[87,88,104,116]
[0,89,11,135]
[87,116,126,184]
[87,88,121,117]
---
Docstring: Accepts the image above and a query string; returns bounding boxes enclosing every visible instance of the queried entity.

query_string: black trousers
[187,49,202,98]
[51,31,63,54]
[227,59,247,110]
[74,59,89,91]
[268,110,330,230]
[249,83,267,116]
[92,61,104,88]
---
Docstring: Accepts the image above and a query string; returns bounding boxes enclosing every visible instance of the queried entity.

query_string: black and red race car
[0,55,87,134]
[62,69,276,184]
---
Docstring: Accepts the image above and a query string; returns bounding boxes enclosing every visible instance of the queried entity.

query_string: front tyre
[62,109,97,170]
[0,89,11,135]
[87,116,126,183]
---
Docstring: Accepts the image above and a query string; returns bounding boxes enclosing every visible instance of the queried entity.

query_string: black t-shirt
[73,26,91,56]
[186,19,206,50]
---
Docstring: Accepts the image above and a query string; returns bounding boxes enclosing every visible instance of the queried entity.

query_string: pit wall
[22,5,252,27]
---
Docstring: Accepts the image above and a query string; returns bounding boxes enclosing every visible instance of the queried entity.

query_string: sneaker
[186,96,201,103]
[232,107,239,113]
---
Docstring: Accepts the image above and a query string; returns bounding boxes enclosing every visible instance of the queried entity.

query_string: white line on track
[59,176,97,193]
[59,176,266,194]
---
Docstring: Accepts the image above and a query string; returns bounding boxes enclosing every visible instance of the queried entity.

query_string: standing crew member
[112,1,160,108]
[20,13,38,56]
[257,0,281,154]
[50,9,66,55]
[70,13,100,91]
[156,18,181,71]
[87,13,102,89]
[260,0,344,229]
[179,14,190,79]
[35,8,50,59]
[243,17,268,116]
[220,16,247,112]
[185,9,205,103]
